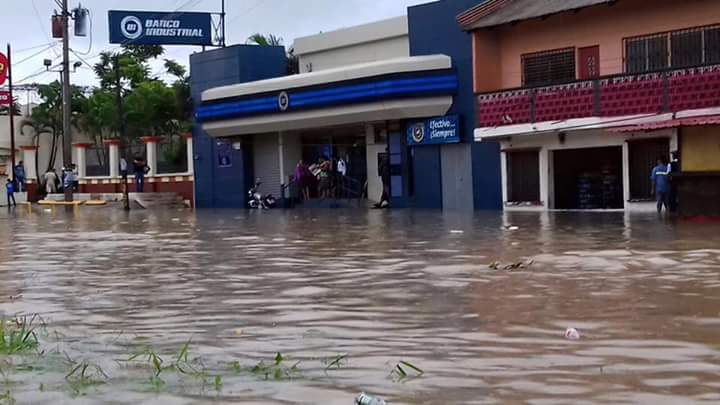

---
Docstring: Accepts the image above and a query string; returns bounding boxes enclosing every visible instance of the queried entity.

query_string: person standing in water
[651,155,671,214]
[5,179,16,207]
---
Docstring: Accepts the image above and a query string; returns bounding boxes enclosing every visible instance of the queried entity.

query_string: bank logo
[278,91,289,111]
[411,123,425,143]
[120,16,143,40]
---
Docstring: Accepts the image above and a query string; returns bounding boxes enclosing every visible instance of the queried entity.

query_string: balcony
[476,64,720,128]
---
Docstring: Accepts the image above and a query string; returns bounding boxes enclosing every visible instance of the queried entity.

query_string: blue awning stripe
[196,74,458,122]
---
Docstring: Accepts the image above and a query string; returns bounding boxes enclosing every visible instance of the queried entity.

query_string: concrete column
[183,133,194,174]
[500,150,508,205]
[20,146,38,181]
[278,132,285,187]
[539,147,549,209]
[103,139,121,178]
[142,136,161,177]
[72,143,91,178]
[622,141,630,210]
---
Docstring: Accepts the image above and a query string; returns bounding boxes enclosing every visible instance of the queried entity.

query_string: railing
[476,64,720,128]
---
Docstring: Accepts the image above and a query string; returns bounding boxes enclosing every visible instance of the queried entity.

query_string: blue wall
[190,45,287,208]
[408,0,502,210]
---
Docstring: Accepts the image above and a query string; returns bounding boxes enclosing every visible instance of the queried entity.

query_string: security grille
[625,24,720,73]
[522,48,576,87]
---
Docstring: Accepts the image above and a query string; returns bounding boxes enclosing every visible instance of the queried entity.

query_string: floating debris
[489,259,534,271]
[357,392,388,405]
[564,327,581,340]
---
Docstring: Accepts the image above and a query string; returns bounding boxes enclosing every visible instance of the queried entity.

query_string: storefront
[476,116,678,211]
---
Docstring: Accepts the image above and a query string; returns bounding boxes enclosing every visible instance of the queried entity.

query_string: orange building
[460,0,720,215]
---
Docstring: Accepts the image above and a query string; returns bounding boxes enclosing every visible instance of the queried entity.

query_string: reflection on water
[0,208,719,404]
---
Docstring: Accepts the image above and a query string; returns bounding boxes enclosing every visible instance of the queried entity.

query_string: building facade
[461,0,720,214]
[191,3,503,211]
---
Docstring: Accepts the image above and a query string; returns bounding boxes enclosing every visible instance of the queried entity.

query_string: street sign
[0,91,10,106]
[0,52,8,86]
[108,10,213,46]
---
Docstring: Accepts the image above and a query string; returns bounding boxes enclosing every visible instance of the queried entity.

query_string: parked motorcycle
[248,180,277,209]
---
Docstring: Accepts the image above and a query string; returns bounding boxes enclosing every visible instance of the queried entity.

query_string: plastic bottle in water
[356,392,388,405]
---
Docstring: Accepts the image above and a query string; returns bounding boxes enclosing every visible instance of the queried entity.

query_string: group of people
[294,156,350,200]
[5,161,29,207]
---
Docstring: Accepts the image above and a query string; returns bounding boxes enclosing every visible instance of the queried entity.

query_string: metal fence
[86,145,110,177]
[157,137,188,174]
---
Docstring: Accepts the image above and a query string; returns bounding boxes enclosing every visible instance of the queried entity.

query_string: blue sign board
[108,10,212,46]
[406,115,461,146]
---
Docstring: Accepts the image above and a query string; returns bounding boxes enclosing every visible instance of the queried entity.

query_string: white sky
[0,0,431,94]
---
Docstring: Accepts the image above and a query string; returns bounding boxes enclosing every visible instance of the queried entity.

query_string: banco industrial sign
[109,10,212,46]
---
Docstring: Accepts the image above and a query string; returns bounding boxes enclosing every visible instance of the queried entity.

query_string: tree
[20,81,87,180]
[124,80,176,139]
[246,33,284,46]
[246,33,299,75]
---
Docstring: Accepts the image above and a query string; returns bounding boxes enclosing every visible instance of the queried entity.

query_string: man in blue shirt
[651,156,671,214]
[6,179,16,207]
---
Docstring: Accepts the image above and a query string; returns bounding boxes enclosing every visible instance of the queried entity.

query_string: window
[506,150,540,203]
[629,138,670,201]
[625,35,668,73]
[625,25,720,73]
[522,48,576,87]
[671,30,703,68]
[706,27,720,64]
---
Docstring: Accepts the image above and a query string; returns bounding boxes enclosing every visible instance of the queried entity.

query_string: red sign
[0,52,7,86]
[0,91,10,106]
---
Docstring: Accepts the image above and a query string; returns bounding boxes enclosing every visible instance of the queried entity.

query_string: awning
[611,114,720,133]
[475,107,720,141]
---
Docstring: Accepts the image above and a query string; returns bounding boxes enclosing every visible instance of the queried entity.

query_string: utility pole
[61,0,73,202]
[7,44,16,180]
[221,0,226,47]
[115,55,130,210]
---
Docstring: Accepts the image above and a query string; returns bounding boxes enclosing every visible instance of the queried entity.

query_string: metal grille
[629,138,670,201]
[507,150,540,203]
[86,145,109,177]
[157,137,188,174]
[625,25,720,73]
[522,48,576,87]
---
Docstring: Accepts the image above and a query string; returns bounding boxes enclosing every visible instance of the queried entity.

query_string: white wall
[299,37,409,73]
[294,16,409,73]
[365,124,384,203]
[498,128,677,211]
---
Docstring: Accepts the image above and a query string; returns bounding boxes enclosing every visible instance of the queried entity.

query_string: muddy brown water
[0,208,719,404]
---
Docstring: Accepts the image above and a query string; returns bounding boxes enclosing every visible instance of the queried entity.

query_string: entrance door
[629,138,670,200]
[553,146,623,209]
[578,46,600,80]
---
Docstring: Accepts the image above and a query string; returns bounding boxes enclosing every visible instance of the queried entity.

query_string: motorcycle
[248,180,277,209]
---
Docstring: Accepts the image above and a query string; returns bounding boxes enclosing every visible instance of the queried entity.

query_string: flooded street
[0,208,719,404]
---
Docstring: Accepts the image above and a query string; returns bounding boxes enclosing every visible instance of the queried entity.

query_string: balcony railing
[476,64,720,128]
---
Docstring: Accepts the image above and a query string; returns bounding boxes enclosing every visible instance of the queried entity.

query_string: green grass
[65,360,108,396]
[249,353,300,381]
[322,353,348,371]
[0,317,39,355]
[390,360,424,381]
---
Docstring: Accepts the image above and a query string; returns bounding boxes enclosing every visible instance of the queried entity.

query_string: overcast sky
[1,0,431,96]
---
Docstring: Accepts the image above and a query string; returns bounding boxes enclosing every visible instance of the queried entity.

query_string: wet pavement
[0,207,719,404]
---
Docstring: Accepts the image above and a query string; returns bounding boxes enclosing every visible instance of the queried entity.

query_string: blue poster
[109,10,212,46]
[217,141,232,168]
[406,115,461,146]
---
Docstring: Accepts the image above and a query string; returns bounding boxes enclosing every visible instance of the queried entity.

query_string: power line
[14,44,59,66]
[31,0,61,57]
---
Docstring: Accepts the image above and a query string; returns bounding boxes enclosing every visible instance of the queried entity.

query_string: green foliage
[322,353,348,371]
[65,360,108,395]
[250,353,300,381]
[0,317,39,355]
[246,33,284,46]
[124,81,176,137]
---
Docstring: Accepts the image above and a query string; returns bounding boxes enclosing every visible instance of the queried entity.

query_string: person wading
[374,150,390,209]
[5,179,16,207]
[651,156,671,215]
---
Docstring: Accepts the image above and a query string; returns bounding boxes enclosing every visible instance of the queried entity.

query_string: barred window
[625,25,720,73]
[522,48,576,87]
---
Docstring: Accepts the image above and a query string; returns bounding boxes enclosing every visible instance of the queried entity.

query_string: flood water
[0,207,719,404]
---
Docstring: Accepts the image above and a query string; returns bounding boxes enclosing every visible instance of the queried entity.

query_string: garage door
[253,134,281,198]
